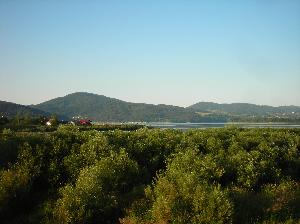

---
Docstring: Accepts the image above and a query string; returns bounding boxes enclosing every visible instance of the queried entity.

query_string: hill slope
[188,102,300,116]
[33,92,201,122]
[0,101,49,117]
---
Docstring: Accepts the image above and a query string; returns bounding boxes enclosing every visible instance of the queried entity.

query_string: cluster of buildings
[70,119,92,126]
[46,117,92,126]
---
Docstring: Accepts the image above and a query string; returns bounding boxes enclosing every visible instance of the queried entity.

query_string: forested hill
[33,92,201,122]
[5,93,299,122]
[188,102,300,116]
[0,100,49,117]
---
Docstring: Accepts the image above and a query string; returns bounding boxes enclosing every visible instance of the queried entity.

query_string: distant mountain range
[187,102,300,122]
[1,92,300,122]
[188,102,300,115]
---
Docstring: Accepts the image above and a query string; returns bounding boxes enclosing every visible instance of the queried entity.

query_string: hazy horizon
[1,91,300,108]
[34,91,300,108]
[1,1,300,107]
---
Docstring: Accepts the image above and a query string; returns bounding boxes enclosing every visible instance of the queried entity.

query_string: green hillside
[0,101,49,117]
[188,102,300,122]
[188,102,300,115]
[33,92,201,122]
[3,95,300,123]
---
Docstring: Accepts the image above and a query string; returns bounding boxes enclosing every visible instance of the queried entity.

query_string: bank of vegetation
[0,126,300,223]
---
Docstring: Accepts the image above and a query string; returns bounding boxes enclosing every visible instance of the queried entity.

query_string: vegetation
[2,93,300,122]
[189,102,300,123]
[0,115,145,133]
[0,125,299,223]
[0,101,49,117]
[188,102,300,115]
[32,92,300,122]
[32,92,202,122]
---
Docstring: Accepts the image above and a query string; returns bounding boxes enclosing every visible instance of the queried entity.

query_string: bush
[0,143,41,218]
[262,180,300,221]
[123,148,233,224]
[54,150,140,223]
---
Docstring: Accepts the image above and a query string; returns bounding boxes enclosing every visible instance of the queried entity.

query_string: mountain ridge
[188,101,300,116]
[2,92,300,122]
[0,100,50,117]
[32,92,201,122]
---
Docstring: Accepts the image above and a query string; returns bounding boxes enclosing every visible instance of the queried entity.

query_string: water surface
[144,122,300,130]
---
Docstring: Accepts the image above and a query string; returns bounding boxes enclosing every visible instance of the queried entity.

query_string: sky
[0,0,300,107]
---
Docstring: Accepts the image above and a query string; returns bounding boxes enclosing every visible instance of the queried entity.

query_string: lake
[143,122,300,129]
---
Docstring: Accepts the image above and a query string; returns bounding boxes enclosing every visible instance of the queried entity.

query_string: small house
[79,119,92,125]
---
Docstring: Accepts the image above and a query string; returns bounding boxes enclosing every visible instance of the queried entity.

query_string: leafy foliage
[54,150,139,223]
[0,126,300,223]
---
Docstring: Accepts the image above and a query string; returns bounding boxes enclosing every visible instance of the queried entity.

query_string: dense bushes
[0,143,42,219]
[122,148,233,223]
[54,150,140,223]
[0,127,299,223]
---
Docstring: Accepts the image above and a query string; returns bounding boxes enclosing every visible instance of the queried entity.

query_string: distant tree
[23,113,32,125]
[12,112,22,126]
[0,116,9,125]
[48,115,59,126]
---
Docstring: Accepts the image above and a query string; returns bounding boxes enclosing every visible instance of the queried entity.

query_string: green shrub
[262,180,300,221]
[54,150,140,223]
[123,148,233,224]
[63,132,111,182]
[0,143,41,218]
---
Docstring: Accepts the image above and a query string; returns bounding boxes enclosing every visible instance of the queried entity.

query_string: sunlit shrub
[63,132,111,182]
[54,150,140,223]
[123,148,233,224]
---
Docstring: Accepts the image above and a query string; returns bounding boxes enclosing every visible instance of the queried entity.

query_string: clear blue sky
[0,0,299,107]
